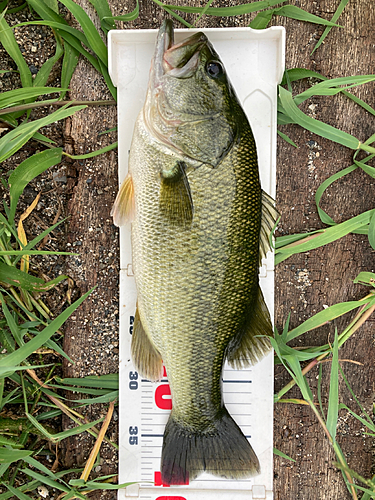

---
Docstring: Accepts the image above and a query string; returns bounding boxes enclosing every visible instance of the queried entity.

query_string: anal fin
[226,287,272,369]
[131,307,163,381]
[159,161,193,227]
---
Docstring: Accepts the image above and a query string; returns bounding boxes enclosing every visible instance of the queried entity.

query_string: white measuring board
[108,26,285,500]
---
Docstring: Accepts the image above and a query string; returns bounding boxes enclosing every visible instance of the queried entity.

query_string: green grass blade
[61,41,80,96]
[0,17,32,88]
[326,329,339,441]
[24,413,58,442]
[193,0,216,27]
[33,31,64,87]
[0,264,67,293]
[341,89,375,117]
[275,209,374,265]
[98,59,117,100]
[249,9,274,29]
[278,86,360,150]
[26,0,68,24]
[273,447,296,462]
[281,68,375,117]
[354,158,375,179]
[368,212,375,250]
[315,164,358,226]
[48,384,111,395]
[44,0,59,13]
[0,288,94,372]
[72,390,119,405]
[24,1,102,73]
[339,404,375,432]
[60,30,102,73]
[104,0,139,22]
[14,20,91,48]
[0,250,74,256]
[4,484,33,500]
[13,219,65,265]
[0,291,23,346]
[0,447,32,464]
[24,456,63,482]
[57,373,119,389]
[69,479,136,490]
[286,301,364,342]
[272,5,340,27]
[317,363,325,420]
[294,75,375,106]
[0,87,65,109]
[0,364,55,377]
[88,0,116,32]
[277,129,297,147]
[0,436,23,448]
[64,141,117,160]
[59,0,108,66]
[0,480,41,500]
[158,0,289,16]
[277,111,296,126]
[8,148,63,224]
[36,408,62,420]
[353,272,375,287]
[21,467,71,492]
[312,0,349,53]
[0,326,15,353]
[51,417,104,442]
[281,68,327,85]
[0,105,85,163]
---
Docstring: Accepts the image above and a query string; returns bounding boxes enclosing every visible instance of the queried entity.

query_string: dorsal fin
[111,173,135,226]
[159,161,193,227]
[259,190,278,264]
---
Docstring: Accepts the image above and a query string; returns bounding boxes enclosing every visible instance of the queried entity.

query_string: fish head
[144,20,239,167]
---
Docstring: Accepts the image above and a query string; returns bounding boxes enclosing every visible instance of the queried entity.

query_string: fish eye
[206,61,224,79]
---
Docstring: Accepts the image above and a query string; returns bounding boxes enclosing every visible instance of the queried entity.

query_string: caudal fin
[161,407,260,485]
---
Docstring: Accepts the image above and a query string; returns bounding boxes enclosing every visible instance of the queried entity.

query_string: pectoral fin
[159,161,193,227]
[111,173,135,226]
[226,287,272,368]
[131,307,163,382]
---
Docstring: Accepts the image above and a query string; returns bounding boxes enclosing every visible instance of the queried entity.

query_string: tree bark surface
[62,1,375,498]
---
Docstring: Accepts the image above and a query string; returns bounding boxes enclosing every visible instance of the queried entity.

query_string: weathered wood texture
[273,1,375,499]
[62,0,374,498]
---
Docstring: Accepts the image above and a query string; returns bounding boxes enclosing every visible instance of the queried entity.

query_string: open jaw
[153,20,207,83]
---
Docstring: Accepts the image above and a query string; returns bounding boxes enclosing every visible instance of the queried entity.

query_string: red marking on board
[155,384,172,410]
[154,471,189,488]
[154,471,169,487]
[156,497,187,500]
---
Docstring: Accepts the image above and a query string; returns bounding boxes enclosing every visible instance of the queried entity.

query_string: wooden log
[274,1,375,498]
[62,0,374,498]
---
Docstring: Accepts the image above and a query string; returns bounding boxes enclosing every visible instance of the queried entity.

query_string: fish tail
[161,407,260,485]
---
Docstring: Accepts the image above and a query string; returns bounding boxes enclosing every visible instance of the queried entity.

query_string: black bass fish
[112,20,276,485]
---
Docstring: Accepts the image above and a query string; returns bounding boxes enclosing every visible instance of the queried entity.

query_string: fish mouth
[153,20,207,84]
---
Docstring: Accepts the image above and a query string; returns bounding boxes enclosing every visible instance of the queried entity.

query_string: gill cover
[144,20,238,167]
